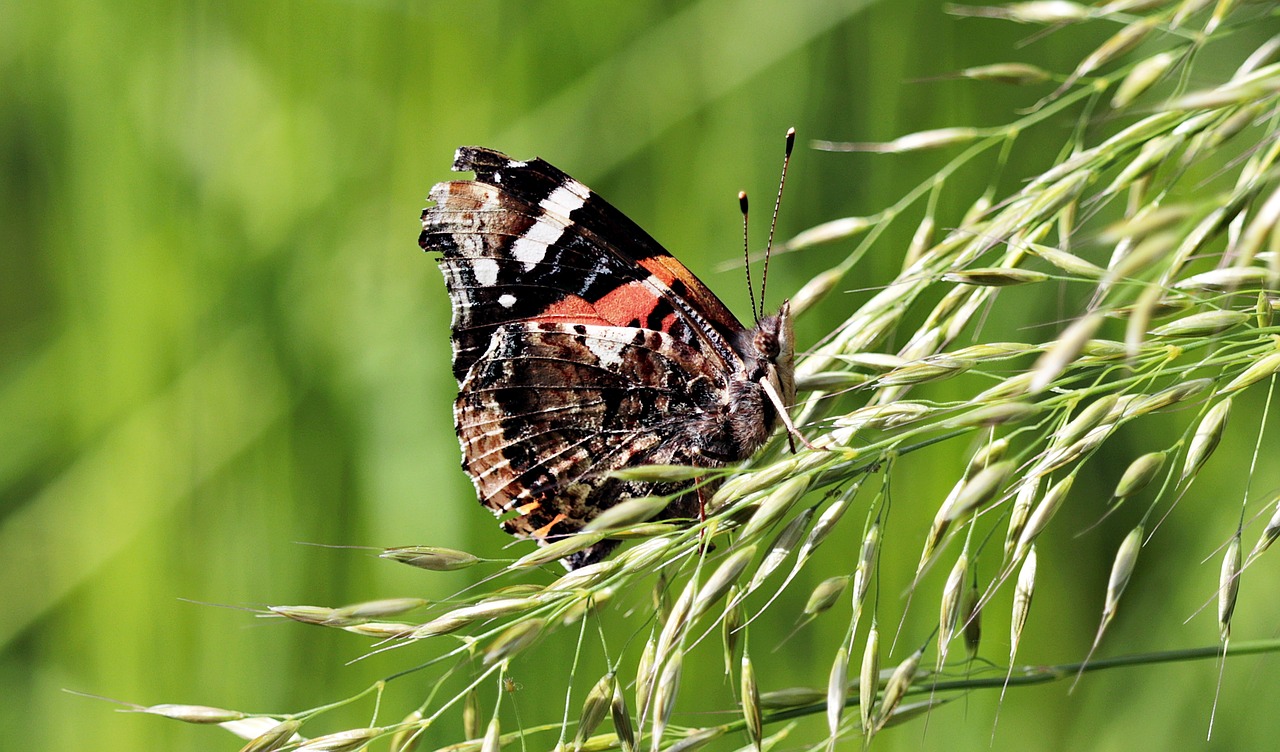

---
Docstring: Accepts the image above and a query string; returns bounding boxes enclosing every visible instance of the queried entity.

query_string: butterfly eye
[754,327,781,360]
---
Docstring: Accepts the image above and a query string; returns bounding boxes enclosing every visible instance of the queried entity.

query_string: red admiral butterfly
[419,139,801,568]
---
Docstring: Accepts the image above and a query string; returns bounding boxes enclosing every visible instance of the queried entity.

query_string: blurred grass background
[4,0,1280,749]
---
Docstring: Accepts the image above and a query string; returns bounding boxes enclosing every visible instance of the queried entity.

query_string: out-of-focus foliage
[3,1,1280,750]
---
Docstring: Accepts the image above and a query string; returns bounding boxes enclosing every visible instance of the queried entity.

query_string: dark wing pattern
[420,147,751,383]
[419,147,787,568]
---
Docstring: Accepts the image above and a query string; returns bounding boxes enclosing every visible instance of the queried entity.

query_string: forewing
[420,147,747,383]
[455,322,728,545]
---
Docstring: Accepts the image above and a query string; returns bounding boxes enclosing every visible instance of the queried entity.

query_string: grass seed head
[1219,534,1243,642]
[826,646,849,738]
[958,62,1053,84]
[875,648,924,733]
[1105,526,1144,621]
[741,654,763,750]
[1016,475,1074,560]
[1248,493,1280,562]
[1182,398,1232,481]
[860,626,881,734]
[388,712,424,752]
[1005,477,1040,560]
[1113,51,1177,108]
[1151,310,1249,338]
[298,727,384,752]
[1113,452,1166,498]
[381,546,481,571]
[1011,546,1038,659]
[1221,350,1280,394]
[480,718,500,752]
[483,618,545,665]
[939,553,969,662]
[806,575,851,616]
[611,683,636,752]
[740,476,811,540]
[574,674,616,751]
[240,719,303,752]
[1030,312,1104,393]
[691,546,757,619]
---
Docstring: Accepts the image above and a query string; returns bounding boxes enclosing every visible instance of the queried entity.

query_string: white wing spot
[586,334,630,369]
[511,216,565,271]
[472,257,500,287]
[541,183,588,217]
[498,293,517,308]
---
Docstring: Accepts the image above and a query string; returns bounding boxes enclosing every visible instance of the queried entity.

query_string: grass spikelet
[581,497,672,533]
[938,553,968,665]
[740,477,811,540]
[1010,546,1038,662]
[962,581,983,660]
[1005,478,1039,561]
[1014,475,1074,561]
[611,683,636,752]
[1182,398,1232,482]
[381,546,482,571]
[825,646,849,746]
[741,652,763,750]
[722,586,743,674]
[464,690,482,740]
[851,523,880,625]
[134,703,245,724]
[748,508,815,592]
[1113,452,1166,498]
[1220,350,1280,394]
[650,648,684,749]
[945,460,1015,522]
[1074,525,1146,691]
[805,575,850,618]
[691,546,756,619]
[814,127,984,153]
[388,712,424,752]
[1258,291,1275,330]
[512,534,609,569]
[480,718,500,752]
[783,216,874,250]
[860,624,881,735]
[483,618,545,665]
[635,637,658,727]
[957,62,1052,84]
[1030,312,1104,393]
[1027,243,1105,278]
[574,674,616,751]
[298,727,384,751]
[1219,533,1242,642]
[874,648,924,733]
[240,719,302,752]
[1247,492,1280,563]
[1112,51,1177,109]
[1151,311,1249,338]
[331,598,428,622]
[941,268,1050,286]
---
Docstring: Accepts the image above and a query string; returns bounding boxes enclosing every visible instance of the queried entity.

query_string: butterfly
[419,142,802,568]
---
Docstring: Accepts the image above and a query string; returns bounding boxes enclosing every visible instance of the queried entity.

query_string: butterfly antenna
[760,127,795,313]
[740,191,759,324]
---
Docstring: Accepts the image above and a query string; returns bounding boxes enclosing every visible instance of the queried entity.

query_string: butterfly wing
[420,147,784,568]
[455,322,760,566]
[420,147,751,385]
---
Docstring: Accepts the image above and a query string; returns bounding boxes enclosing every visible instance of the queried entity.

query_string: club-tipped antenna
[760,127,795,313]
[739,191,759,324]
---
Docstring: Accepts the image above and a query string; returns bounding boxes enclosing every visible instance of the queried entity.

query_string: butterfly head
[752,299,797,414]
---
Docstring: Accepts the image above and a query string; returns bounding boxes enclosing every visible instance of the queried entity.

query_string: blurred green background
[4,0,1280,749]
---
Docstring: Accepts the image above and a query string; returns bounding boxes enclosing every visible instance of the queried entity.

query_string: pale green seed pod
[381,546,481,571]
[741,653,762,750]
[1220,534,1243,642]
[240,719,302,752]
[875,648,923,732]
[1113,452,1166,498]
[1112,51,1177,108]
[859,625,881,735]
[573,674,616,752]
[1182,399,1232,482]
[826,646,849,739]
[484,619,545,666]
[1010,547,1038,660]
[388,712,424,752]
